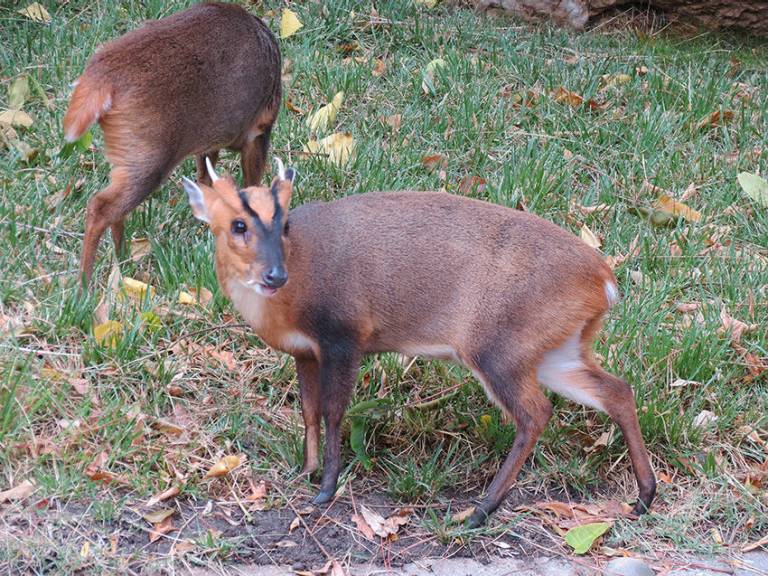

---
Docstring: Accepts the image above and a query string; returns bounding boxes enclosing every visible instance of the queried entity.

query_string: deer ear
[284,167,297,183]
[182,177,210,223]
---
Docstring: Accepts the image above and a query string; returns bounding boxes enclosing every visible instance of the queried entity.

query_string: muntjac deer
[182,160,656,527]
[63,2,281,285]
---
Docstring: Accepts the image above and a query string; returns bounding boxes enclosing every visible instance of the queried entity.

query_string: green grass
[1,0,767,570]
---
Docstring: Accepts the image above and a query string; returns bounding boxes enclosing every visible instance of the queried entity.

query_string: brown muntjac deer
[182,160,656,527]
[63,2,281,285]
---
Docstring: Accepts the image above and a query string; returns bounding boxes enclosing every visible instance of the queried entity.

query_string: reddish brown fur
[65,2,281,284]
[186,173,656,527]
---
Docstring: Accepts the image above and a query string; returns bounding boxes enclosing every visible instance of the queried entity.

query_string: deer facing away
[182,160,656,527]
[63,2,281,285]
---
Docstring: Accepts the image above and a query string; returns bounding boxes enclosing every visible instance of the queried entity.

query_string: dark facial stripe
[238,188,285,271]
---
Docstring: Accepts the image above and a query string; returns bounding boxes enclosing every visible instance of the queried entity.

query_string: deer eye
[283,220,290,235]
[231,219,247,235]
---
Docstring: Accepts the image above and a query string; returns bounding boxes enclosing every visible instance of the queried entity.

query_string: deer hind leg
[537,323,656,516]
[196,150,220,186]
[80,165,165,286]
[241,126,272,187]
[466,353,553,528]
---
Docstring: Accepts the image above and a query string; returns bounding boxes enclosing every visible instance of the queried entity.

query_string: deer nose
[262,266,287,288]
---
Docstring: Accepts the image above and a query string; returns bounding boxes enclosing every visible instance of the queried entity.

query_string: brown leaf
[372,58,386,77]
[352,513,375,539]
[697,110,734,130]
[289,516,301,533]
[247,480,268,501]
[679,183,699,202]
[285,98,305,115]
[552,86,584,107]
[0,479,36,503]
[457,176,486,196]
[130,238,151,261]
[451,506,475,523]
[421,153,447,171]
[384,114,402,132]
[149,516,176,543]
[146,485,180,507]
[718,306,756,344]
[359,505,411,538]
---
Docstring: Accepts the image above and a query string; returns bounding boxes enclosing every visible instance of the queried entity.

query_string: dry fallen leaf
[580,224,601,250]
[697,110,734,130]
[18,2,51,23]
[718,306,756,344]
[285,98,304,115]
[372,58,386,77]
[0,109,34,129]
[671,378,700,389]
[552,86,584,107]
[421,153,447,171]
[130,238,151,261]
[146,486,180,507]
[289,516,301,533]
[204,454,244,479]
[304,132,355,167]
[352,513,375,539]
[359,505,411,538]
[143,508,175,524]
[654,195,701,223]
[0,479,36,503]
[451,506,475,523]
[279,8,303,39]
[149,516,176,543]
[121,277,153,301]
[306,92,344,133]
[457,176,486,196]
[247,480,268,501]
[384,114,402,132]
[693,410,718,428]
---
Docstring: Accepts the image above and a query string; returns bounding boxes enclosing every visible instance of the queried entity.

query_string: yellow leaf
[280,8,303,39]
[479,414,492,427]
[18,2,51,23]
[93,320,123,346]
[415,0,439,6]
[0,110,34,128]
[178,291,196,305]
[306,91,344,133]
[121,277,153,300]
[580,224,601,249]
[421,58,447,94]
[304,132,355,167]
[653,195,701,223]
[204,454,244,479]
[80,541,90,559]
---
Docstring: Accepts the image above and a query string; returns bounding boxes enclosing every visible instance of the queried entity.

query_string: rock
[604,558,654,576]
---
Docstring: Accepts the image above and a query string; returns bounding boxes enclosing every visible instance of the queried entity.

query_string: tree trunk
[476,0,768,35]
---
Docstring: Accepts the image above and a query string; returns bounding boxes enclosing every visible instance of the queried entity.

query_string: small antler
[274,157,286,181]
[205,157,219,182]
